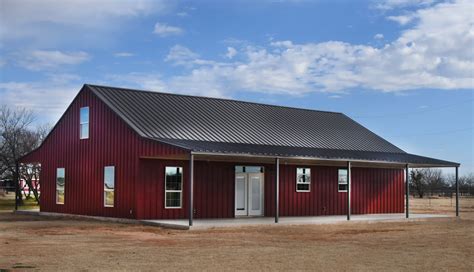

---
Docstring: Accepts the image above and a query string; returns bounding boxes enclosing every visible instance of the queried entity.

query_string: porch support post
[405,164,409,219]
[455,166,459,217]
[347,161,351,221]
[15,161,19,211]
[275,157,280,223]
[189,153,194,227]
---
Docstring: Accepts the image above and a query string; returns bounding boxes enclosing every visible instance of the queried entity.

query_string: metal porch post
[405,164,409,219]
[455,166,459,217]
[347,161,351,221]
[15,161,19,211]
[189,154,194,227]
[275,157,280,223]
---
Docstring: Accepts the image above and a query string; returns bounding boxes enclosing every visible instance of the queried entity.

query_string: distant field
[411,196,474,219]
[0,196,473,271]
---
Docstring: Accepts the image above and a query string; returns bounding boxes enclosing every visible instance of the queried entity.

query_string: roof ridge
[85,83,343,115]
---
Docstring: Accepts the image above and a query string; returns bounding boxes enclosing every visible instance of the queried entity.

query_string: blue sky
[0,0,473,174]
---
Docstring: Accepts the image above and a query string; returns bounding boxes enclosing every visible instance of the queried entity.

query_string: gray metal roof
[87,84,459,167]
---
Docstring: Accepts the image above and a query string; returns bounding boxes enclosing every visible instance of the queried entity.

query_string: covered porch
[142,139,461,227]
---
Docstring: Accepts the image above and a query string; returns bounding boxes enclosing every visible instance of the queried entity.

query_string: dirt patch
[0,198,473,271]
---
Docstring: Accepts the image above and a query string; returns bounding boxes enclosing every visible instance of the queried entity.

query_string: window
[338,169,348,192]
[80,107,89,139]
[296,168,311,192]
[235,166,264,173]
[165,166,183,208]
[56,168,65,204]
[104,166,115,207]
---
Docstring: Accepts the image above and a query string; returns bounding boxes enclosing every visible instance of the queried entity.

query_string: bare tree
[424,169,445,196]
[0,105,46,206]
[18,125,50,203]
[410,169,426,198]
[447,172,474,196]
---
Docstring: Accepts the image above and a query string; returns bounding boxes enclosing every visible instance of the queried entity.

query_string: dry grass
[0,197,473,271]
[0,193,39,211]
[411,196,474,219]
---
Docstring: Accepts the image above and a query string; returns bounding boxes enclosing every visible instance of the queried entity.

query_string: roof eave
[189,151,460,168]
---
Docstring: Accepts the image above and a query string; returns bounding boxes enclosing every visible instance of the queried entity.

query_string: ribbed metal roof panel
[88,84,406,153]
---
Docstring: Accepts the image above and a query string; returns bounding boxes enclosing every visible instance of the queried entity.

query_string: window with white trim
[296,167,311,192]
[104,166,115,207]
[165,166,183,208]
[338,169,348,192]
[80,107,89,139]
[56,168,65,204]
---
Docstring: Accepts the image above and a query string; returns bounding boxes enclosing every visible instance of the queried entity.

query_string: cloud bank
[116,0,472,97]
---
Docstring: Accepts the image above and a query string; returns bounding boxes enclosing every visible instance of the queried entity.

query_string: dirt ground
[0,198,473,271]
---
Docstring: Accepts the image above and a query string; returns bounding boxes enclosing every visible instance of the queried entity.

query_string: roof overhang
[147,138,460,168]
[140,149,459,169]
[190,151,459,168]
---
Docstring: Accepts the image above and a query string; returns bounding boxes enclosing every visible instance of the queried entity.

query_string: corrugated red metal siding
[20,87,187,219]
[267,165,404,217]
[351,167,405,214]
[193,161,236,218]
[136,159,189,220]
[135,160,404,219]
[137,161,237,220]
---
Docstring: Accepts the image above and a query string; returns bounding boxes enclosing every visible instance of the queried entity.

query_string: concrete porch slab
[142,213,453,230]
[12,210,452,230]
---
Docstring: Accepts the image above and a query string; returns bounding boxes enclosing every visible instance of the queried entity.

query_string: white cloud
[0,78,82,121]
[165,45,216,67]
[0,0,170,46]
[374,33,385,40]
[387,15,414,25]
[153,22,183,37]
[158,0,473,96]
[225,47,238,59]
[165,45,199,64]
[374,0,438,10]
[106,72,167,92]
[14,50,90,71]
[114,52,135,57]
[177,12,188,17]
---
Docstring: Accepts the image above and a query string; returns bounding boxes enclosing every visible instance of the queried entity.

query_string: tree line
[409,169,473,198]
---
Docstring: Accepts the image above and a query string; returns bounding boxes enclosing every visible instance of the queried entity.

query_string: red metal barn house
[20,84,461,226]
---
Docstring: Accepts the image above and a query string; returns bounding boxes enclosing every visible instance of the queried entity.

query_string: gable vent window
[296,167,311,192]
[80,107,89,139]
[338,169,348,192]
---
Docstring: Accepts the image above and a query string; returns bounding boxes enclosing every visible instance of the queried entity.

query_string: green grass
[0,193,39,211]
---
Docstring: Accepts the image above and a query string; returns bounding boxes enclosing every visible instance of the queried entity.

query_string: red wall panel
[266,165,404,217]
[135,160,404,220]
[21,86,187,219]
[136,161,237,220]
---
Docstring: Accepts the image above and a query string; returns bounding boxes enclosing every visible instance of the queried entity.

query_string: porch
[142,213,453,230]
[142,149,460,227]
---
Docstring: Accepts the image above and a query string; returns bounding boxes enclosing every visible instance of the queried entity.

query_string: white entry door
[235,173,247,216]
[235,171,264,217]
